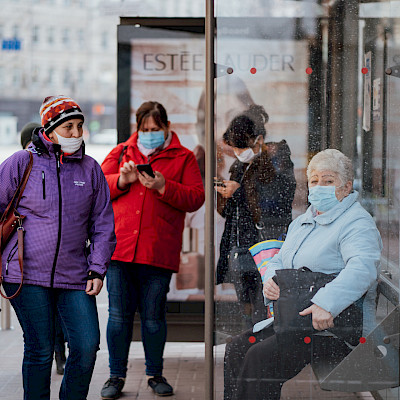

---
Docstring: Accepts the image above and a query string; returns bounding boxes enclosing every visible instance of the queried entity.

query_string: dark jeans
[3,283,100,400]
[106,261,172,377]
[54,312,66,357]
[224,327,276,400]
[224,326,351,400]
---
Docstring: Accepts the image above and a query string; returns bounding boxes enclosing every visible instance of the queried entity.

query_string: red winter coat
[101,132,205,272]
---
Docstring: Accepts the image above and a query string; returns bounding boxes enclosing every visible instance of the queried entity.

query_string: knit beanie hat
[39,95,84,135]
[20,122,41,149]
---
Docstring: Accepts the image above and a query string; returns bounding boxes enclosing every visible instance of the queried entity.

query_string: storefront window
[32,25,39,44]
[78,28,85,47]
[48,67,55,84]
[12,24,19,38]
[62,27,70,46]
[47,26,54,45]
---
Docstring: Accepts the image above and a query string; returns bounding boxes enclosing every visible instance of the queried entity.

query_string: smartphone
[136,164,155,178]
[214,179,226,188]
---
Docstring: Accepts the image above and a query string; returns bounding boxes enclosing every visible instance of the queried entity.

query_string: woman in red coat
[100,101,205,399]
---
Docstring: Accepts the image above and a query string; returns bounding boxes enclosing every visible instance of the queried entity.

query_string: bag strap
[15,151,33,207]
[118,145,128,164]
[0,151,33,300]
[0,151,33,223]
[234,161,271,243]
[0,227,24,300]
[234,164,247,247]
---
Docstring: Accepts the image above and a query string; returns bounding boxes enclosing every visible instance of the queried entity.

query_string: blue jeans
[3,283,100,400]
[106,261,172,377]
[54,311,67,356]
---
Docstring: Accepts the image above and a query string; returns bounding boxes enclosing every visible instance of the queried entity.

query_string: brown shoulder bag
[0,151,33,300]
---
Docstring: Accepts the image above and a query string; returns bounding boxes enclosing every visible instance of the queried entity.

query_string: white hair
[307,149,354,185]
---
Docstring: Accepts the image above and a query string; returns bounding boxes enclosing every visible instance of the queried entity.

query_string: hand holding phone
[215,180,240,198]
[214,177,226,188]
[136,164,155,178]
[137,166,166,194]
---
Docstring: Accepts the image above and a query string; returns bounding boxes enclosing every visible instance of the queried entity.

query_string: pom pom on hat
[39,95,84,134]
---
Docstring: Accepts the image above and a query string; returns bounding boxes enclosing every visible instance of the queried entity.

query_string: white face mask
[53,130,83,154]
[234,137,262,163]
[234,148,257,163]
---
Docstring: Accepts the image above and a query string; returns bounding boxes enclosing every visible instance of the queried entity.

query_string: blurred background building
[0,0,320,144]
[0,0,205,144]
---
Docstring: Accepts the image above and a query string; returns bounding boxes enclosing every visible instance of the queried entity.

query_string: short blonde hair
[307,149,353,186]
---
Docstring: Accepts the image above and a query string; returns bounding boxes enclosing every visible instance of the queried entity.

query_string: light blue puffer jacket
[264,190,382,335]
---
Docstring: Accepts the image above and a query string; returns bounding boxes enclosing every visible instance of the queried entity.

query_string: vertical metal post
[1,298,11,330]
[381,28,388,198]
[355,19,365,188]
[320,18,329,151]
[328,0,359,155]
[205,0,215,399]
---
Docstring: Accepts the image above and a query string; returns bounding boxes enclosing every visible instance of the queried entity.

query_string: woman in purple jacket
[0,96,116,400]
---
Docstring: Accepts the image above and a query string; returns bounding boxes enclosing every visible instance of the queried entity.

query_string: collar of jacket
[125,131,184,158]
[300,190,359,226]
[30,127,85,160]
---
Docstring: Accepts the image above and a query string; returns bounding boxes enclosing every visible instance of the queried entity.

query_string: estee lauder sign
[132,39,307,83]
[143,52,203,72]
[142,52,294,73]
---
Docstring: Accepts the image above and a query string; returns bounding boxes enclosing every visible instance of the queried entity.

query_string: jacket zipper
[50,151,62,287]
[42,171,46,200]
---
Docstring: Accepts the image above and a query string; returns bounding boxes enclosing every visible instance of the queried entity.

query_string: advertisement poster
[130,37,310,301]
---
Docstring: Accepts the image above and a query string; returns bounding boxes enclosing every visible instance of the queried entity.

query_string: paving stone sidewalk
[0,289,373,400]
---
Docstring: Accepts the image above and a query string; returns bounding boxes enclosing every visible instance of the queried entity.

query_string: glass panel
[117,20,207,340]
[371,1,400,399]
[213,1,400,399]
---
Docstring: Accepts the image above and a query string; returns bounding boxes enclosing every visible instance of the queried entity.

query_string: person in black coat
[215,105,296,328]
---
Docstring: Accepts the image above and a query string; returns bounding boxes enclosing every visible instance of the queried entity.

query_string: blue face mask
[138,130,165,149]
[308,185,339,212]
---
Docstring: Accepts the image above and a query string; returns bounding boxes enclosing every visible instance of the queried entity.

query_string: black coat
[216,140,296,284]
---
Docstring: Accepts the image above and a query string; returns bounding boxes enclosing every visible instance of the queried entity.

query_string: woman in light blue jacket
[224,149,382,400]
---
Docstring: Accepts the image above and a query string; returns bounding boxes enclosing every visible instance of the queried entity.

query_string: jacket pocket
[21,166,53,214]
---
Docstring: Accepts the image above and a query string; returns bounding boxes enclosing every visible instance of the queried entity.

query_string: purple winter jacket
[0,130,116,290]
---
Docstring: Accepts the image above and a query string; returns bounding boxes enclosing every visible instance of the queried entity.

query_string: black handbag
[227,245,257,274]
[272,267,364,347]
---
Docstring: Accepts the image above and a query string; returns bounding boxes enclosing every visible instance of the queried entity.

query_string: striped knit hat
[39,95,84,134]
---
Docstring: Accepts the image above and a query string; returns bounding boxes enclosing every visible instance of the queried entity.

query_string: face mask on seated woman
[308,185,340,212]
